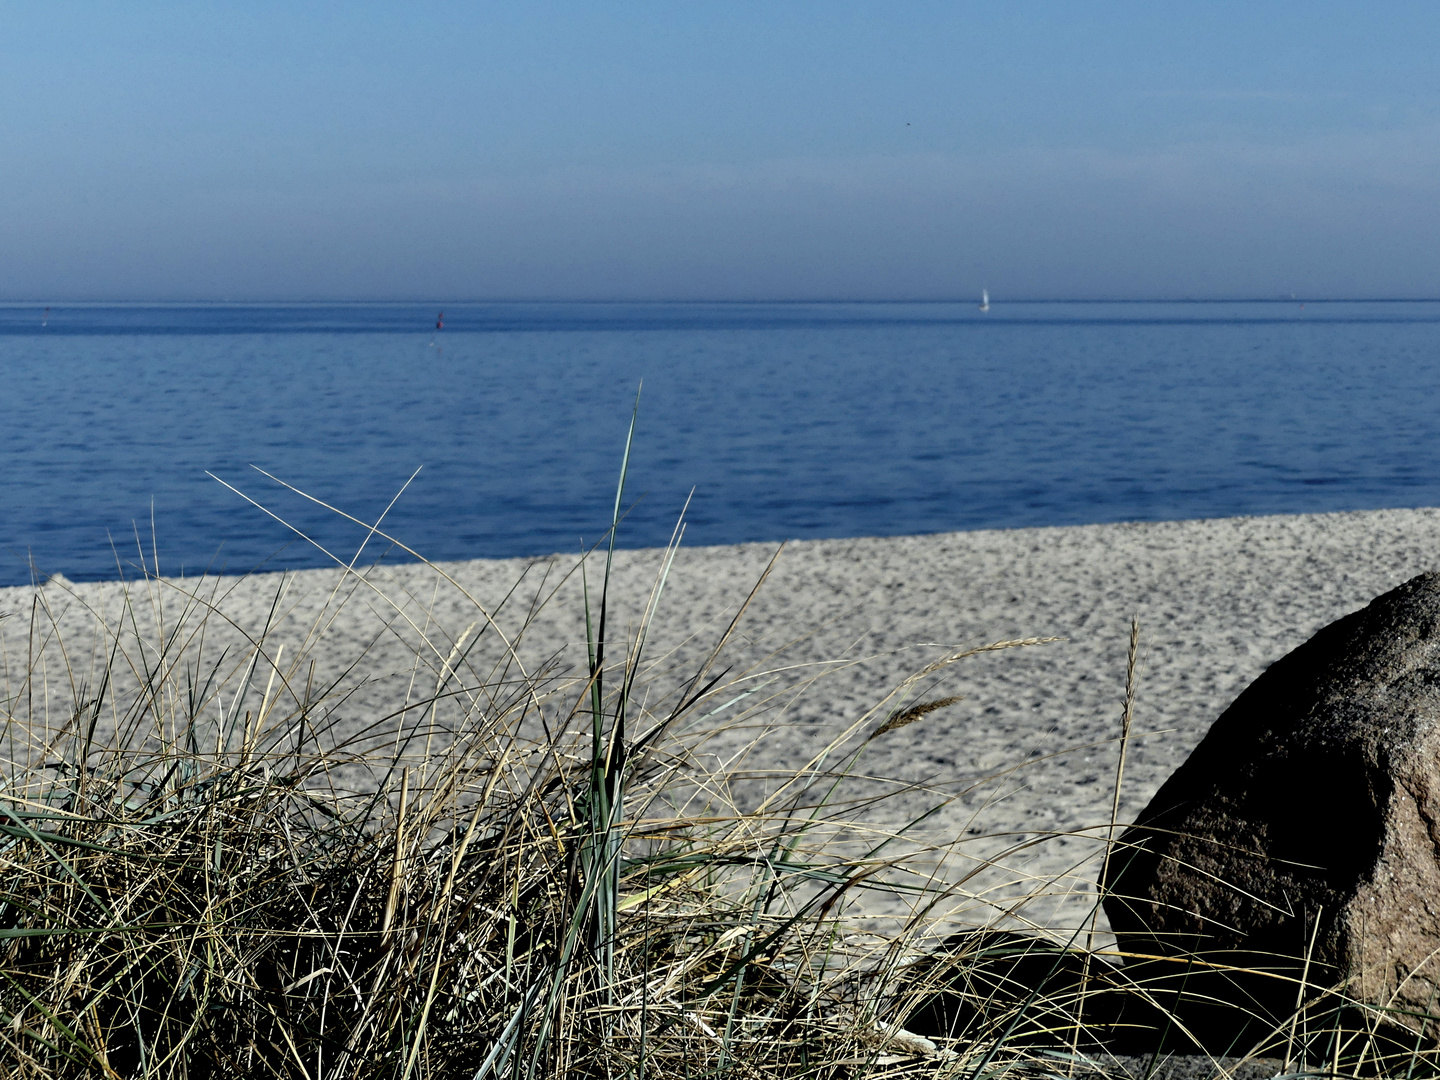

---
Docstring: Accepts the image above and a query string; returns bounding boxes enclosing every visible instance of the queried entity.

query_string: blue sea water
[3,300,1440,587]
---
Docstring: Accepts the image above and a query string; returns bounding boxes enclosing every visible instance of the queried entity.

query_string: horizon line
[4,295,1440,307]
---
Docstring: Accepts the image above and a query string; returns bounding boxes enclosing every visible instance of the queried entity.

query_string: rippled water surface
[3,300,1439,585]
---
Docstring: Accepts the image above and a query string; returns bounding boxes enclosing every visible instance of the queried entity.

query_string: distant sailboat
[979,288,990,313]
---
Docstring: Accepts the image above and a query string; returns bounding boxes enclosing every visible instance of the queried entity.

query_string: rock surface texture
[1104,570,1440,1034]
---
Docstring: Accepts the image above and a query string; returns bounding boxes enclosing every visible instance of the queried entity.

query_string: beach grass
[2,473,1439,1077]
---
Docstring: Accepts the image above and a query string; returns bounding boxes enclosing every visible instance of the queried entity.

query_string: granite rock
[1104,571,1440,1036]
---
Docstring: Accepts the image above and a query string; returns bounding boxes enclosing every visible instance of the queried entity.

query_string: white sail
[979,288,990,312]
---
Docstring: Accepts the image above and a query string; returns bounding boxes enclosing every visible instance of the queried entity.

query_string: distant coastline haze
[4,3,1440,301]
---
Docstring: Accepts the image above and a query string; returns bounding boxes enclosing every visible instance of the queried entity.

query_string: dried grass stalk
[867,696,963,742]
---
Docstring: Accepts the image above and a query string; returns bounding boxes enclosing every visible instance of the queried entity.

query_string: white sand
[7,507,1440,932]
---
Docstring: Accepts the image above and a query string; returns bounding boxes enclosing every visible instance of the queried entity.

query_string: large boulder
[1104,571,1440,1042]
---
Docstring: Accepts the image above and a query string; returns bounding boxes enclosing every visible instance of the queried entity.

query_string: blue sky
[4,3,1439,300]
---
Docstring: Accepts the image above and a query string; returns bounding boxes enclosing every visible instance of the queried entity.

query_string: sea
[3,300,1439,587]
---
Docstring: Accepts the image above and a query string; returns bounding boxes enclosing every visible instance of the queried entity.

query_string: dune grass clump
[0,450,1056,1079]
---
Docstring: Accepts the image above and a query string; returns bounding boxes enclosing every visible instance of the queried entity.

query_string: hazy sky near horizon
[5,3,1440,301]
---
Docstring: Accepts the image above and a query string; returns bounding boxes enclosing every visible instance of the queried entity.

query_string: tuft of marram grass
[0,545,1023,1079]
[0,456,1076,1080]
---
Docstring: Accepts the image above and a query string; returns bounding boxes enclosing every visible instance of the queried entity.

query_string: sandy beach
[8,506,1440,935]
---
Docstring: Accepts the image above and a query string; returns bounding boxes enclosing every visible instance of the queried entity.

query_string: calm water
[3,300,1440,586]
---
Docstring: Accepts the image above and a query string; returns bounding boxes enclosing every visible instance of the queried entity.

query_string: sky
[3,2,1440,301]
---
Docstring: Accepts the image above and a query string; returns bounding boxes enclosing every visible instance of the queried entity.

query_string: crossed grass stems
[0,462,1436,1077]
